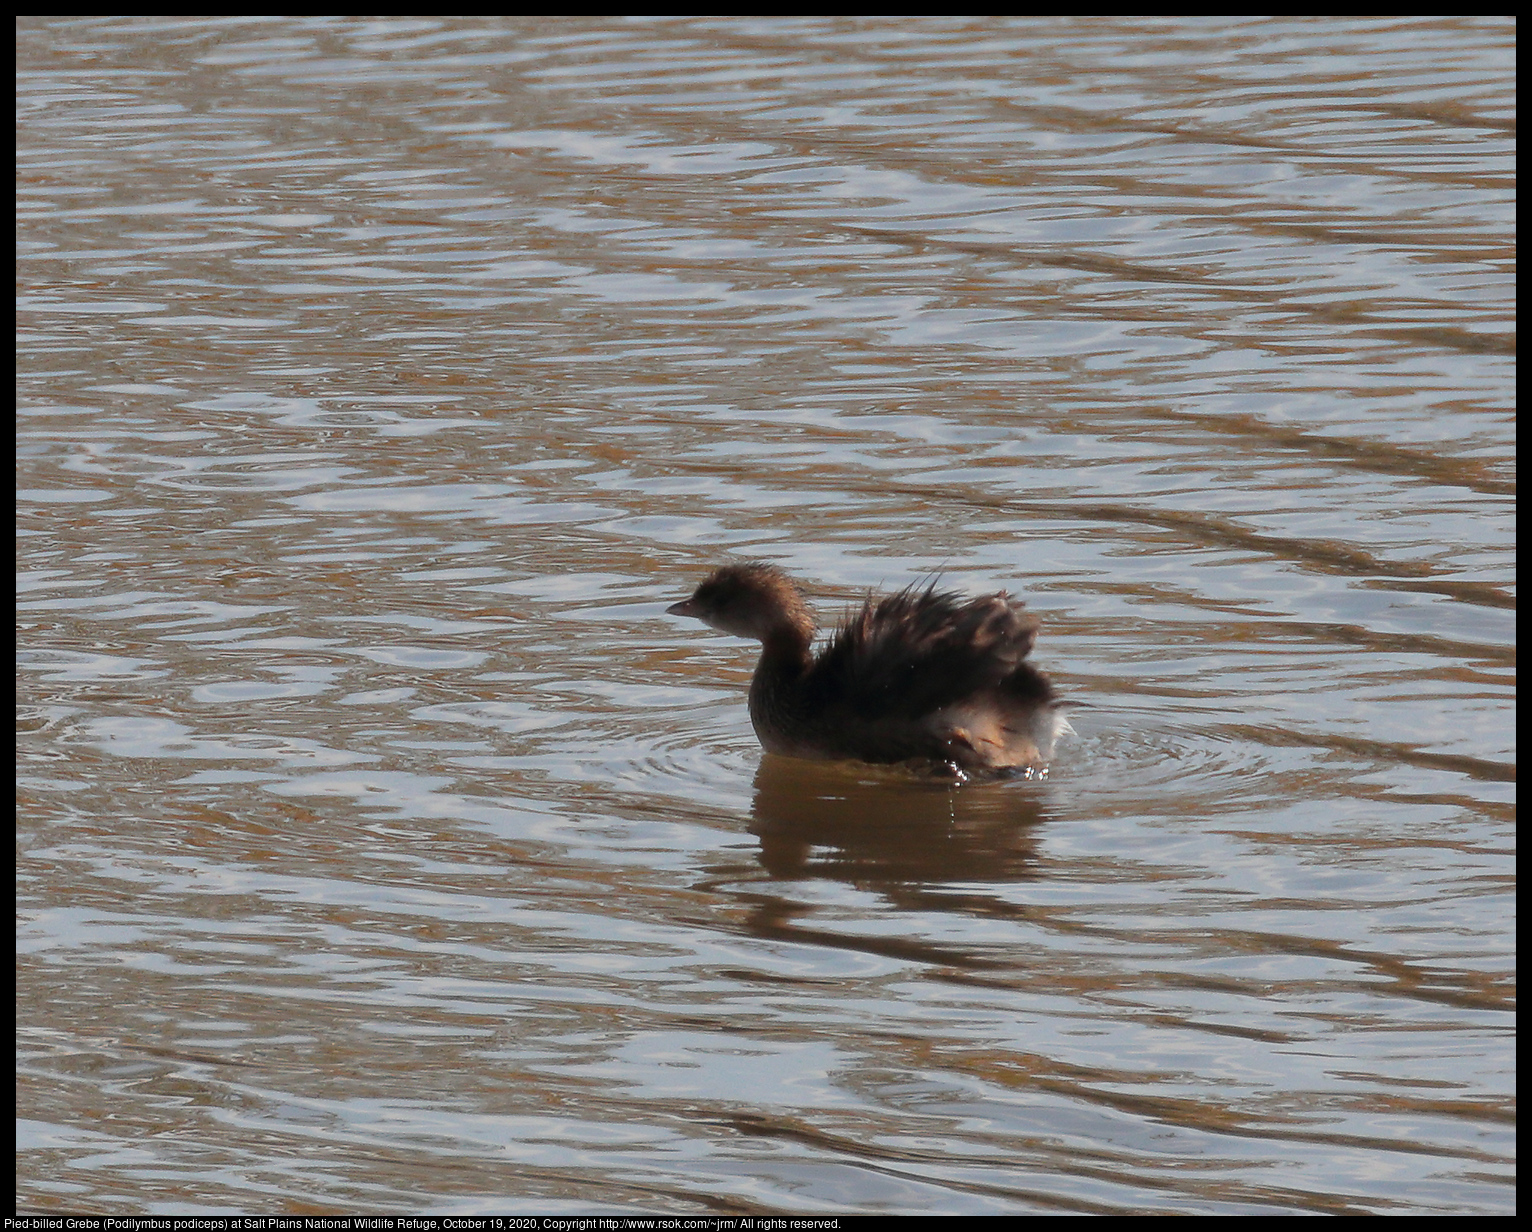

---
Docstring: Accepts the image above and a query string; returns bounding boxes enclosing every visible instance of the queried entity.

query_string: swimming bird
[667,563,1067,777]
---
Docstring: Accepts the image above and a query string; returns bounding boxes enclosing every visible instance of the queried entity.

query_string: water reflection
[749,755,1047,883]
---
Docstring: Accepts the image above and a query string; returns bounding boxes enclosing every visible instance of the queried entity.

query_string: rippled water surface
[17,15,1514,1216]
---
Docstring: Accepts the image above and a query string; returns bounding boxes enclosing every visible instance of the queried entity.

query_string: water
[16,15,1514,1216]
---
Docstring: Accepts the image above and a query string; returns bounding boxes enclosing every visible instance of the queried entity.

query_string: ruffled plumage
[668,564,1068,776]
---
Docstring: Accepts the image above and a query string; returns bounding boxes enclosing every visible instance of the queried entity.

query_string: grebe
[668,564,1067,777]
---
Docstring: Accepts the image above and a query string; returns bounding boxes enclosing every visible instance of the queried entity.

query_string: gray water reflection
[17,15,1513,1217]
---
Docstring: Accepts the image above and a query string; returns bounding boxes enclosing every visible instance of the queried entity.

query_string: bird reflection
[748,754,1048,884]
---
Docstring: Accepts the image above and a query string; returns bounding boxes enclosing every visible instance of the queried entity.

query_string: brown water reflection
[750,757,1046,884]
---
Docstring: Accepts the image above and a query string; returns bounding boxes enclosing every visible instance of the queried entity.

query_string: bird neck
[758,623,813,670]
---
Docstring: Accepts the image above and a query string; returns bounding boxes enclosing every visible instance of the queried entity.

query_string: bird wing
[807,585,1039,721]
